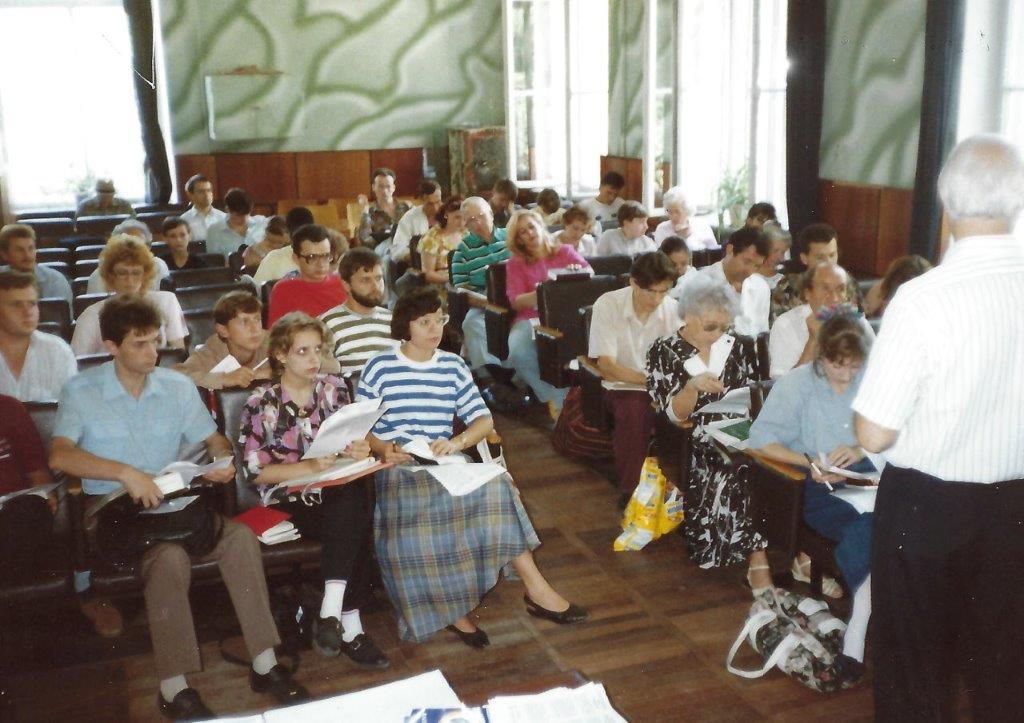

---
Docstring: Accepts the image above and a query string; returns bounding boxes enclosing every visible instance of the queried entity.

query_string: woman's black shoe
[446,624,490,649]
[250,664,310,704]
[524,595,590,624]
[158,688,213,720]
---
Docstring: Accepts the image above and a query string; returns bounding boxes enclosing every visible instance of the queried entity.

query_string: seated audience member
[157,217,206,271]
[661,235,698,297]
[596,201,656,257]
[390,180,443,266]
[320,248,398,376]
[180,174,227,242]
[51,295,307,718]
[206,187,267,258]
[589,252,680,504]
[749,313,875,681]
[654,187,717,250]
[266,224,347,327]
[357,287,588,646]
[504,210,590,416]
[744,201,778,228]
[0,223,72,303]
[450,196,512,388]
[86,219,171,293]
[76,178,135,218]
[579,171,626,234]
[773,223,862,315]
[695,226,770,337]
[72,236,187,356]
[243,215,290,274]
[863,254,932,318]
[759,222,793,323]
[418,197,466,292]
[253,208,314,285]
[552,205,597,257]
[490,178,520,228]
[0,272,77,401]
[356,167,412,247]
[769,261,875,379]
[646,273,771,592]
[239,313,388,667]
[535,187,566,227]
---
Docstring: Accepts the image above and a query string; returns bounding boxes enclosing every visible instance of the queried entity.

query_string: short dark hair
[161,216,190,235]
[493,178,518,201]
[265,215,289,237]
[185,174,211,194]
[630,251,678,288]
[617,200,648,224]
[371,167,396,182]
[224,188,254,215]
[600,171,626,190]
[561,205,592,227]
[213,290,262,326]
[746,202,777,222]
[798,222,838,250]
[99,294,162,345]
[291,224,331,256]
[418,179,441,198]
[537,188,561,214]
[338,247,381,282]
[0,270,38,293]
[815,314,870,373]
[659,235,690,257]
[0,223,35,253]
[437,196,464,227]
[727,225,770,259]
[391,287,445,341]
[285,206,315,234]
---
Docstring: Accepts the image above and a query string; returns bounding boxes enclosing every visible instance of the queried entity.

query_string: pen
[804,453,833,491]
[253,358,268,370]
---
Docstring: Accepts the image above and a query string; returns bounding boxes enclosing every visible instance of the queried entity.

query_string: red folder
[234,506,292,536]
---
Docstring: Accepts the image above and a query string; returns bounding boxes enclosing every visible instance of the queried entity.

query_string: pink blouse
[504,245,589,323]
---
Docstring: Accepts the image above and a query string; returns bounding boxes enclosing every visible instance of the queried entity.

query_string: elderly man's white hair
[111,218,153,245]
[460,196,493,219]
[676,272,740,320]
[937,134,1024,222]
[662,186,693,214]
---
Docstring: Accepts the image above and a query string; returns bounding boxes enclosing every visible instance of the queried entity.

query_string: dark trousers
[278,479,375,611]
[0,496,60,583]
[604,390,655,493]
[802,476,873,590]
[871,465,1024,722]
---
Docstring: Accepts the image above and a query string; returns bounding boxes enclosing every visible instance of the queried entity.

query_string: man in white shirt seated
[653,187,718,251]
[0,223,72,303]
[0,271,77,402]
[389,179,442,265]
[690,226,769,337]
[253,207,314,286]
[579,171,626,235]
[179,174,227,242]
[85,219,170,294]
[205,187,268,258]
[596,201,656,257]
[768,261,875,378]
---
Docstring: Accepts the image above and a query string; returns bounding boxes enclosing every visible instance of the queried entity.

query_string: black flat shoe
[446,623,490,649]
[250,664,310,705]
[340,633,390,669]
[158,688,213,721]
[524,595,589,624]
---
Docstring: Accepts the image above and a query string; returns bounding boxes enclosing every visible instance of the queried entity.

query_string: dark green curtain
[123,0,172,203]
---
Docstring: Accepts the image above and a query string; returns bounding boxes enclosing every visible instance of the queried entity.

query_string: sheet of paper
[831,486,877,514]
[600,380,647,392]
[209,355,242,374]
[0,481,61,508]
[159,456,234,487]
[695,386,750,416]
[302,399,384,459]
[140,494,199,515]
[817,453,881,483]
[402,439,469,465]
[702,418,750,450]
[262,669,462,723]
[486,683,627,723]
[425,463,506,496]
[282,457,378,487]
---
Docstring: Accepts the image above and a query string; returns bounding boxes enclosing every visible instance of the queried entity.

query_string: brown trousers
[139,519,280,680]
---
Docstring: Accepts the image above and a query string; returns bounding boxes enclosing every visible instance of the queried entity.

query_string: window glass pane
[568,0,608,195]
[571,92,608,195]
[1003,1,1024,150]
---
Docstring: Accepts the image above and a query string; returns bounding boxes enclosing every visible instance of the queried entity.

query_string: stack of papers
[402,440,506,496]
[259,520,299,545]
[486,683,625,723]
[694,386,750,416]
[0,481,61,510]
[302,399,385,459]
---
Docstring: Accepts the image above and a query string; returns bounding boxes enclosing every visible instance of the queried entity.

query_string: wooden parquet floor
[4,411,875,722]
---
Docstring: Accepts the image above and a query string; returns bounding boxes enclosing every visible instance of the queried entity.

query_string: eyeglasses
[413,314,450,328]
[113,268,145,279]
[298,253,333,264]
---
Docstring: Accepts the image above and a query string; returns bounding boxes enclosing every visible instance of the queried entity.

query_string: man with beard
[321,248,399,375]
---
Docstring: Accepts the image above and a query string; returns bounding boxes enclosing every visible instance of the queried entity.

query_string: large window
[1001,0,1024,151]
[0,0,146,210]
[505,0,610,197]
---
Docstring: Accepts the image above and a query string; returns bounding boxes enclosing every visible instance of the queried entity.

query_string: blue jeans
[507,319,568,408]
[802,473,873,590]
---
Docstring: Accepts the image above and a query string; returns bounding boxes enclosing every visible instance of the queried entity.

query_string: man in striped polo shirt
[321,248,398,377]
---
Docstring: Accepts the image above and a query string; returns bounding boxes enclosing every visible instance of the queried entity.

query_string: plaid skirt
[374,465,541,642]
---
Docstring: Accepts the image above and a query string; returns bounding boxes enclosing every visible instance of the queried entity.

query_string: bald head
[938,134,1024,227]
[804,261,849,311]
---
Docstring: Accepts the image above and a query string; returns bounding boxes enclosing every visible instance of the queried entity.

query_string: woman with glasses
[357,287,588,648]
[71,234,187,355]
[645,274,770,592]
[266,224,347,327]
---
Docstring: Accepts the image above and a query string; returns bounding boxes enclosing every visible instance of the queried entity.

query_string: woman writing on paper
[645,274,771,593]
[747,312,874,684]
[357,287,588,648]
[238,312,389,669]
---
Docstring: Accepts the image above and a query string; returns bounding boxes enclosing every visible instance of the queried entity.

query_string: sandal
[791,558,844,599]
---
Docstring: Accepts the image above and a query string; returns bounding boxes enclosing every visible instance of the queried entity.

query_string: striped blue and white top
[356,347,490,444]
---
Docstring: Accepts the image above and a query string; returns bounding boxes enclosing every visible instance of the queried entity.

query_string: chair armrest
[577,355,603,378]
[744,449,805,481]
[464,290,489,310]
[485,302,509,315]
[535,325,563,341]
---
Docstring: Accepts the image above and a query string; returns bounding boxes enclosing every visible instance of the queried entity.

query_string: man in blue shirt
[50,295,307,719]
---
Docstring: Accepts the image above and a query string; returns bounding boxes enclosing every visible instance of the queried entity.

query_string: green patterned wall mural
[819,0,926,189]
[608,0,644,158]
[159,0,505,155]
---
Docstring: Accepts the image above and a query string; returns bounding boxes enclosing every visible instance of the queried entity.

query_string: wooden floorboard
[4,410,875,721]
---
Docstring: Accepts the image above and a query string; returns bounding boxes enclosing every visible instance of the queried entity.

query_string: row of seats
[20,205,187,246]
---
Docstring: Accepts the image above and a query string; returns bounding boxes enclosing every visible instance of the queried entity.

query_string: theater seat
[484,262,513,361]
[75,215,128,238]
[38,298,72,340]
[166,266,240,291]
[175,281,256,314]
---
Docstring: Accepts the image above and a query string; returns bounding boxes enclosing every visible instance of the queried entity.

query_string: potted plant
[715,165,749,231]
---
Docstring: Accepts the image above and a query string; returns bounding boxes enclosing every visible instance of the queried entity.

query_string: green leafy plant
[715,165,750,230]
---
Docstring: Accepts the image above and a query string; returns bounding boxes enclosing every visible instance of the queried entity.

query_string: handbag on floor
[614,457,684,551]
[551,386,614,462]
[726,587,855,692]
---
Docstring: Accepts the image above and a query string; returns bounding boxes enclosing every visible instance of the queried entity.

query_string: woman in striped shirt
[357,287,588,647]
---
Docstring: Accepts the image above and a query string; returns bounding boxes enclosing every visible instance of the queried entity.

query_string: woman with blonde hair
[71,235,187,355]
[504,210,590,415]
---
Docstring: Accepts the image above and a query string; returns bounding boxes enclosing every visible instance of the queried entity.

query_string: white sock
[340,609,363,643]
[160,675,188,702]
[251,647,277,675]
[842,575,871,662]
[320,580,346,620]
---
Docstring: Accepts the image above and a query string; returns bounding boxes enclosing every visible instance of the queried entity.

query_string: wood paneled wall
[599,156,643,202]
[818,179,914,277]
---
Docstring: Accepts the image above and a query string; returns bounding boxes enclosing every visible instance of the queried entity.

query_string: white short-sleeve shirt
[588,285,681,372]
[653,218,718,251]
[595,228,657,257]
[71,291,187,356]
[0,331,78,401]
[768,304,876,379]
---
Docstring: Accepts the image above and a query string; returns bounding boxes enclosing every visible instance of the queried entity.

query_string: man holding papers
[49,296,308,720]
[239,312,389,669]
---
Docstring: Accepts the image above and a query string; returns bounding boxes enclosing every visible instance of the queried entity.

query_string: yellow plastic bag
[614,457,684,551]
